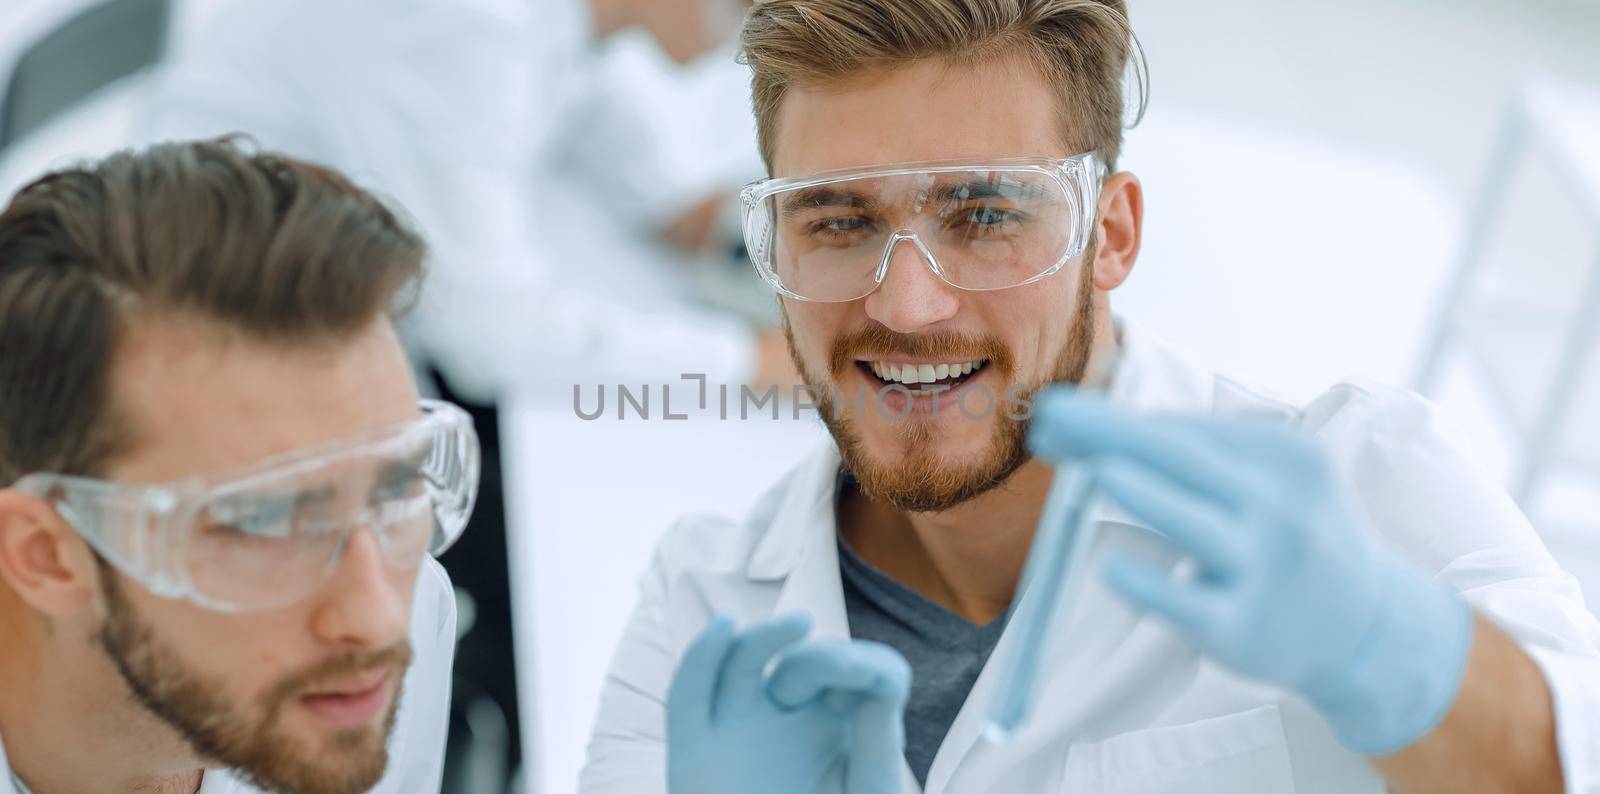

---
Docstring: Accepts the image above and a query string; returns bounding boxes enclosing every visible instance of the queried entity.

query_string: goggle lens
[744,162,1096,302]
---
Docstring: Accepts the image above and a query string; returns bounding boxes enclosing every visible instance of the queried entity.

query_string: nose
[862,234,960,333]
[308,528,410,651]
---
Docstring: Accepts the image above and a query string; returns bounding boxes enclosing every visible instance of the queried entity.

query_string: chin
[839,412,1030,514]
[858,417,993,461]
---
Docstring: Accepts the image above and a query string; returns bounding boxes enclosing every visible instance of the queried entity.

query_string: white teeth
[866,359,989,384]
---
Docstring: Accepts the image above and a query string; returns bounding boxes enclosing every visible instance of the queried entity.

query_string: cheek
[391,565,422,609]
[141,602,313,696]
[977,278,1081,371]
[784,303,842,366]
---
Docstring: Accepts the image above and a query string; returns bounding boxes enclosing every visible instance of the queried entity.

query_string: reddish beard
[783,253,1098,513]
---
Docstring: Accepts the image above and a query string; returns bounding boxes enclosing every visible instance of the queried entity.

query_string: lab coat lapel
[921,517,1203,794]
[770,512,852,642]
[0,729,18,794]
[749,442,855,641]
[748,443,922,791]
[1107,320,1220,416]
[917,501,1126,794]
[750,323,1225,793]
[922,320,1223,793]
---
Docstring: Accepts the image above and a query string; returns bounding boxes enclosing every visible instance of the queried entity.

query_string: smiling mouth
[858,358,991,393]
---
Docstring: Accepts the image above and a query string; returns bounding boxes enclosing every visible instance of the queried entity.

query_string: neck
[838,307,1121,625]
[841,459,1057,625]
[0,595,203,794]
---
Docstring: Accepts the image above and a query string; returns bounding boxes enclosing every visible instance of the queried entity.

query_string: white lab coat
[0,558,457,794]
[579,321,1600,794]
[135,0,760,405]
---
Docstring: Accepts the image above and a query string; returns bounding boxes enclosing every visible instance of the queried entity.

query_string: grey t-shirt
[838,537,1010,787]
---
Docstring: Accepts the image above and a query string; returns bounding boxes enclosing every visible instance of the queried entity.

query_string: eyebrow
[778,187,884,221]
[931,178,1051,204]
[373,454,428,495]
[279,451,427,507]
[779,179,1054,221]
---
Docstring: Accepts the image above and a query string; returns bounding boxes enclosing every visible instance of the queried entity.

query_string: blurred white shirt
[138,0,761,405]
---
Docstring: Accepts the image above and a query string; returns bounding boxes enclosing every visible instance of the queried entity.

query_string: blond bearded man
[580,2,1600,793]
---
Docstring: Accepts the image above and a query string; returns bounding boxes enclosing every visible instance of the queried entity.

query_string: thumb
[844,692,908,794]
[843,644,910,794]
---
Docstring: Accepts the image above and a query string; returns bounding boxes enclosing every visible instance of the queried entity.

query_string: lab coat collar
[1104,318,1219,417]
[746,441,857,642]
[1,729,18,794]
[740,319,1221,792]
[746,440,844,583]
[743,318,1222,584]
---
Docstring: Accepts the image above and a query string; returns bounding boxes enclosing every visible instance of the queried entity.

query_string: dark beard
[94,559,407,794]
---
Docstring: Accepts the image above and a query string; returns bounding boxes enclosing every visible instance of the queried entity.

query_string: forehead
[771,54,1066,178]
[105,316,420,484]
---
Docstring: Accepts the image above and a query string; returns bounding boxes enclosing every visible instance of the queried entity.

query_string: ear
[0,490,101,616]
[1091,171,1144,292]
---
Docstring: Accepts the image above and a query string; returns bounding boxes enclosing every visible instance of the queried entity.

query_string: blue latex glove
[1026,390,1475,755]
[666,611,911,794]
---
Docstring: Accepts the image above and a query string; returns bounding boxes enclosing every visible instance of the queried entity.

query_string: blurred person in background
[0,140,466,794]
[135,0,791,780]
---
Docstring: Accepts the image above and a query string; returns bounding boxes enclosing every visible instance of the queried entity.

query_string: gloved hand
[666,611,911,794]
[1027,390,1475,756]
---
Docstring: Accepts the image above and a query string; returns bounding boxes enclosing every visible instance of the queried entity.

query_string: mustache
[827,324,1015,379]
[260,642,413,711]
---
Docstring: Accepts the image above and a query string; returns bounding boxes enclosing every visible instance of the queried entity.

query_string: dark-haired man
[0,140,468,794]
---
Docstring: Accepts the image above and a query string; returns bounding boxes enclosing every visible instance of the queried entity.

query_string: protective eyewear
[8,399,479,612]
[739,153,1106,303]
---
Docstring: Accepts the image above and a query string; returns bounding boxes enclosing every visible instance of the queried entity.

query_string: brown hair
[0,137,425,484]
[740,0,1147,172]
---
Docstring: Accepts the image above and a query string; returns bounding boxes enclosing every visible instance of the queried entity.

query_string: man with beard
[580,1,1600,792]
[0,139,468,794]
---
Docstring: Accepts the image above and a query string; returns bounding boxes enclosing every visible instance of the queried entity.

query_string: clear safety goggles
[7,400,480,612]
[739,153,1106,303]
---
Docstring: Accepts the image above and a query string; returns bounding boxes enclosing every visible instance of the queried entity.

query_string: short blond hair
[741,0,1146,173]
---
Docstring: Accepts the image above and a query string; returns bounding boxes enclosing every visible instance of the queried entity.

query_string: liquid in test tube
[984,462,1103,744]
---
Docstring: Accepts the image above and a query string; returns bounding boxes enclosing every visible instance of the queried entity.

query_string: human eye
[967,206,1019,225]
[947,202,1026,234]
[374,469,427,501]
[202,494,295,540]
[803,214,877,244]
[196,514,299,561]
